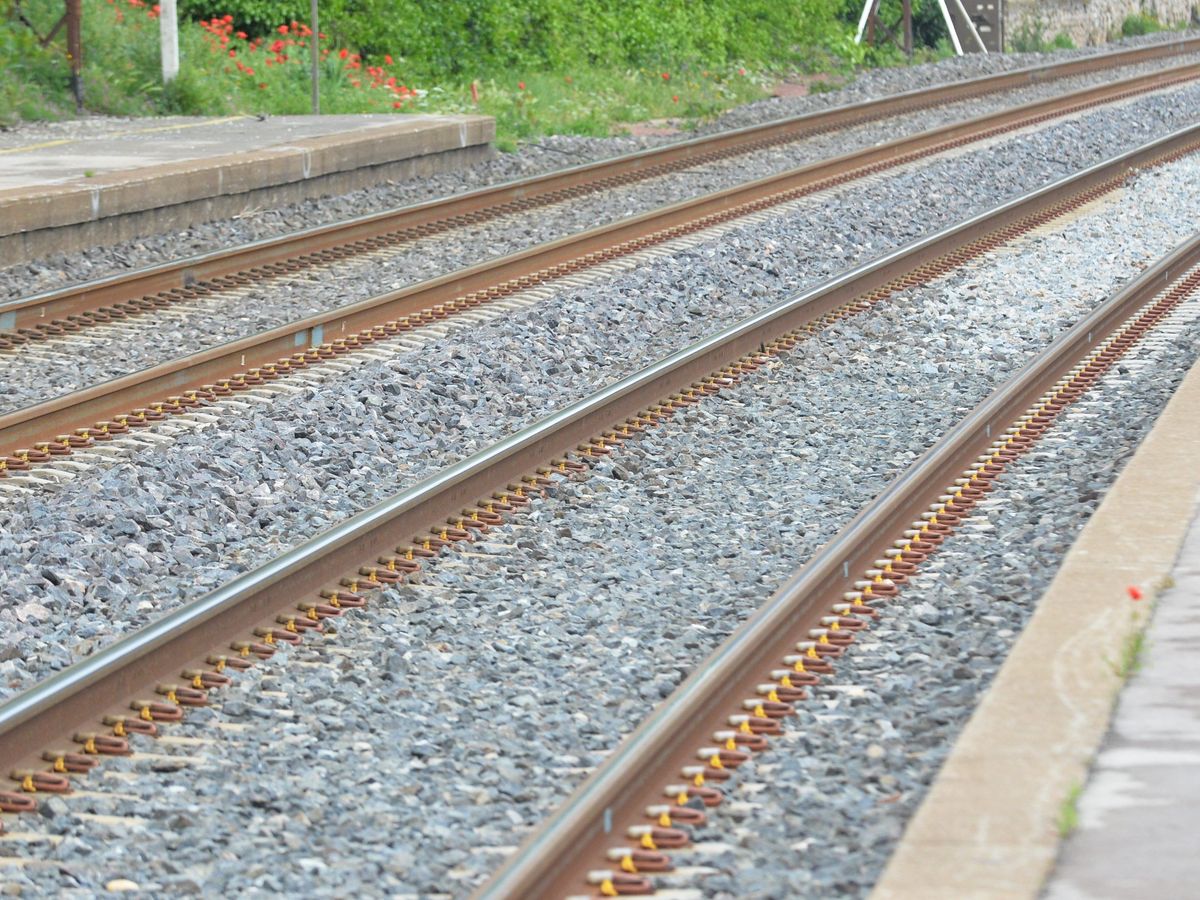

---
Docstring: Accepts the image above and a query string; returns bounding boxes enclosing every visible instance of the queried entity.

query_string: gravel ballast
[666,273,1200,900]
[0,30,1192,301]
[2,131,1200,697]
[3,157,1200,896]
[2,76,1200,417]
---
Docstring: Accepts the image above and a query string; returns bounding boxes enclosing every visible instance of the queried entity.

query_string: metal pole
[903,0,913,56]
[159,0,179,84]
[866,0,880,44]
[935,0,964,55]
[854,0,875,44]
[309,0,319,115]
[65,0,82,112]
[950,0,988,52]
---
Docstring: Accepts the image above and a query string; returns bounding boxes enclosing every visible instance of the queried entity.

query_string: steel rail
[0,123,1196,785]
[1,34,1197,333]
[2,63,1197,459]
[473,217,1200,900]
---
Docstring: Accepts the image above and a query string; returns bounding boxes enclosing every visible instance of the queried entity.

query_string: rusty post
[865,0,879,44]
[903,0,914,56]
[65,0,83,112]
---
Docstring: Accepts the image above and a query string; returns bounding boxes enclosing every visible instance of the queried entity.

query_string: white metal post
[950,0,989,52]
[935,0,965,55]
[159,0,179,84]
[854,0,877,44]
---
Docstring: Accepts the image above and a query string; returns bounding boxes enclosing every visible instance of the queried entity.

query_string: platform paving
[0,113,494,263]
[871,355,1200,900]
[1041,488,1200,900]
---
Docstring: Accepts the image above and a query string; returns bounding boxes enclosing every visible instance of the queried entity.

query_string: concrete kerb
[0,114,494,263]
[870,355,1200,900]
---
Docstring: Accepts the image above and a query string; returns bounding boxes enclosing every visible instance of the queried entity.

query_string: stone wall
[1006,0,1196,46]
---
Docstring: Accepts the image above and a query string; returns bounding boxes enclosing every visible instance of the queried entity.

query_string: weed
[1111,622,1148,680]
[1121,14,1163,37]
[83,169,95,177]
[1010,16,1076,53]
[1107,585,1155,682]
[1057,782,1083,837]
[808,78,845,95]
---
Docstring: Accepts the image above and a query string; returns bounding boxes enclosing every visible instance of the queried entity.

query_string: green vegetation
[1009,16,1076,53]
[0,0,1011,140]
[1110,614,1149,681]
[178,0,853,77]
[1120,13,1164,37]
[1056,782,1083,837]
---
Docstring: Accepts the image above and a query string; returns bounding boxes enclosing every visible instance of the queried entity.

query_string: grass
[414,66,770,143]
[0,0,777,138]
[1107,584,1162,682]
[1121,13,1164,37]
[1110,623,1148,681]
[1009,17,1077,53]
[1056,782,1083,837]
[0,0,965,143]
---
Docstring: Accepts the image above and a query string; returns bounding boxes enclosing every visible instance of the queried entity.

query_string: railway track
[2,37,1196,342]
[1,60,1198,477]
[476,221,1200,900]
[1,121,1198,884]
[0,36,1190,338]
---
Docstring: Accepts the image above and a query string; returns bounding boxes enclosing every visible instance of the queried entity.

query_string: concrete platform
[1041,491,1200,900]
[871,355,1200,900]
[0,113,494,265]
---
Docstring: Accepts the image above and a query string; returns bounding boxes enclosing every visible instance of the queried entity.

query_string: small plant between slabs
[1057,781,1083,837]
[1108,585,1151,681]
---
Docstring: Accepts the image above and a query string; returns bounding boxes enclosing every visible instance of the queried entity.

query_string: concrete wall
[1006,0,1196,47]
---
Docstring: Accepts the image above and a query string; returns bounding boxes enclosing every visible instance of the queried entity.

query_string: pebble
[665,270,1200,899]
[4,151,1200,895]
